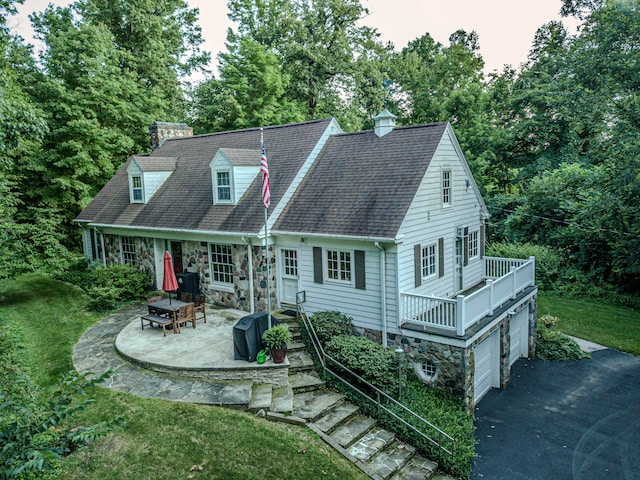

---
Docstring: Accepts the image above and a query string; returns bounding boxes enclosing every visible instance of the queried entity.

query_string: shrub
[309,311,355,346]
[325,335,399,394]
[86,264,150,312]
[536,323,591,361]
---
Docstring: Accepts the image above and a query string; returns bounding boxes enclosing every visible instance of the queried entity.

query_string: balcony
[401,256,536,337]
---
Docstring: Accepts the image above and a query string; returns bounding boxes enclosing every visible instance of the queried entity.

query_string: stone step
[348,427,396,462]
[248,383,272,412]
[389,455,439,480]
[270,386,294,414]
[288,371,325,393]
[329,414,377,449]
[293,390,345,422]
[287,340,307,353]
[287,350,316,372]
[313,402,360,434]
[365,441,416,480]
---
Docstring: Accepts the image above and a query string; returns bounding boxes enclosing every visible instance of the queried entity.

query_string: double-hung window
[326,249,352,282]
[216,171,232,202]
[132,175,143,202]
[442,169,452,206]
[468,230,479,260]
[121,237,137,265]
[210,243,233,285]
[421,243,437,279]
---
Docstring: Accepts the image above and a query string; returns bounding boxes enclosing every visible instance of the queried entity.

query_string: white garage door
[474,331,500,403]
[509,309,529,366]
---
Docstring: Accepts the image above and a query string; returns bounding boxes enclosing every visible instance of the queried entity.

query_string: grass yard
[0,275,367,480]
[538,293,640,355]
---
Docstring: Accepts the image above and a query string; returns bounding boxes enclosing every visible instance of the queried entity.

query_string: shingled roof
[76,118,334,233]
[273,122,448,240]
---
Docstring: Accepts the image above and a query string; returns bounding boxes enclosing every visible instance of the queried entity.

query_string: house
[76,111,538,408]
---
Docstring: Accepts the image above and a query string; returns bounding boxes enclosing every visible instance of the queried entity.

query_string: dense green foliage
[85,264,151,312]
[536,322,591,361]
[309,310,356,346]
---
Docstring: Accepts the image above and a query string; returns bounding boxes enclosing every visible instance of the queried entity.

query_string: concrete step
[288,371,325,393]
[248,383,272,412]
[270,386,294,414]
[366,441,416,480]
[313,402,360,434]
[389,455,439,480]
[287,340,307,353]
[348,427,396,462]
[287,350,316,372]
[293,390,345,422]
[329,414,377,449]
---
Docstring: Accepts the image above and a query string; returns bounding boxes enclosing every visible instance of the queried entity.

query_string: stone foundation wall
[103,234,154,285]
[143,364,290,389]
[253,245,275,312]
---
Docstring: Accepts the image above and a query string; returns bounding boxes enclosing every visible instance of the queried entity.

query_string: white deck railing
[401,256,535,336]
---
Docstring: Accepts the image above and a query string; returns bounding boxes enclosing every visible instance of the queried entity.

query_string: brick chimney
[149,122,193,150]
[374,108,397,137]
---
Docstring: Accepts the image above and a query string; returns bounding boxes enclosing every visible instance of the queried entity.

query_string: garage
[509,308,529,366]
[474,330,500,403]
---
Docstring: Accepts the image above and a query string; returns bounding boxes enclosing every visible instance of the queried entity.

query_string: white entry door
[474,331,500,403]
[280,248,299,306]
[509,309,529,366]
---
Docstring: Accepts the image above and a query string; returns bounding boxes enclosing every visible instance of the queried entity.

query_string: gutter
[272,230,396,244]
[375,242,388,347]
[87,223,258,239]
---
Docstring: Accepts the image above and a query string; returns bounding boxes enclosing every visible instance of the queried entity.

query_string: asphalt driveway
[472,348,640,480]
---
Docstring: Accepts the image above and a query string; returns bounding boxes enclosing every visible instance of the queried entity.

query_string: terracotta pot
[271,346,287,364]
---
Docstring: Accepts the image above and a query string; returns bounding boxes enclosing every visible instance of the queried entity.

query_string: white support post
[511,265,517,299]
[488,279,494,316]
[529,256,536,286]
[456,295,465,336]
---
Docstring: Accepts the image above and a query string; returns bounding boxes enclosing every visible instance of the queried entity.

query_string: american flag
[260,129,270,209]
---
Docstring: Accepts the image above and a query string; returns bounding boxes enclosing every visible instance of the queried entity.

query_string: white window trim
[325,249,354,285]
[130,174,144,203]
[468,230,479,260]
[282,249,298,279]
[421,243,437,280]
[121,236,137,266]
[209,243,234,291]
[442,168,452,207]
[213,169,234,204]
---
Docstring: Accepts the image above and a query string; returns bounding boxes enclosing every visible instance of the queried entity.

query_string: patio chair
[194,294,207,324]
[180,292,193,303]
[177,303,196,330]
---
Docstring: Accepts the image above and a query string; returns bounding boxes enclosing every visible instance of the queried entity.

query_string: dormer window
[216,171,232,202]
[132,175,143,202]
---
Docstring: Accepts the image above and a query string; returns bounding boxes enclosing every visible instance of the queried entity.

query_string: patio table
[146,298,191,334]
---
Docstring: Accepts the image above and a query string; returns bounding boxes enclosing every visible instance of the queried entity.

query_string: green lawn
[0,275,367,480]
[538,293,640,355]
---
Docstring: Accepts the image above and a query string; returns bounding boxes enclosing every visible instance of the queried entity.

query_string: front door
[280,248,299,306]
[170,241,183,274]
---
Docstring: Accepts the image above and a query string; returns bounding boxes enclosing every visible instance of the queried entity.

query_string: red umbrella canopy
[162,251,178,293]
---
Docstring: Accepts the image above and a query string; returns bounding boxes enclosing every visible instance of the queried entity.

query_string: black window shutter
[480,222,486,258]
[355,250,366,290]
[438,237,445,278]
[313,247,323,284]
[414,244,422,288]
[463,234,469,266]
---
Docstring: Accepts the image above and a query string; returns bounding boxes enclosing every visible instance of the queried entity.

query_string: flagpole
[261,128,272,328]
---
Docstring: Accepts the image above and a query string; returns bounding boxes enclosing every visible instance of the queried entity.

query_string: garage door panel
[509,309,529,366]
[474,332,498,403]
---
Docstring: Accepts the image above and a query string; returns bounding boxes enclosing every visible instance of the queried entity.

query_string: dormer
[210,148,260,205]
[126,155,177,204]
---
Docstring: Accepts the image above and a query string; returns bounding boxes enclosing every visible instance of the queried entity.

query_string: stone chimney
[149,121,194,150]
[373,108,397,137]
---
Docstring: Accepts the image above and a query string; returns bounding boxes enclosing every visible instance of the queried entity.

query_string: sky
[11,0,581,78]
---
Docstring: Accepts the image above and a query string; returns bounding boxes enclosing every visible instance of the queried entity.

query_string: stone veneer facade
[103,234,155,285]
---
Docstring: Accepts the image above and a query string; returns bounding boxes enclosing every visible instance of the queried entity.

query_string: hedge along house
[76,112,537,408]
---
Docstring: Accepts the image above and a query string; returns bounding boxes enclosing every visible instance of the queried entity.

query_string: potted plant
[262,325,292,364]
[540,314,558,329]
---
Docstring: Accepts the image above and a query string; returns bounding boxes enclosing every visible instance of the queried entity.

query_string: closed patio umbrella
[162,251,178,303]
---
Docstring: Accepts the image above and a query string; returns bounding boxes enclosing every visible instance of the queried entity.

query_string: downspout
[375,242,387,347]
[99,229,106,267]
[242,237,255,313]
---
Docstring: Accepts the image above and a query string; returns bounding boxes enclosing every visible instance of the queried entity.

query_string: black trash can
[233,313,278,362]
[176,272,199,299]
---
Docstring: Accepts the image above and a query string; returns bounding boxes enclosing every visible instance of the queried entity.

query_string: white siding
[397,126,486,299]
[143,171,171,203]
[296,239,383,333]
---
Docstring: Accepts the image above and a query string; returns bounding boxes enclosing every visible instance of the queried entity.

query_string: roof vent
[374,108,397,137]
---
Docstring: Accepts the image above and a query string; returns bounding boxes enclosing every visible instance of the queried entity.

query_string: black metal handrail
[296,299,455,458]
